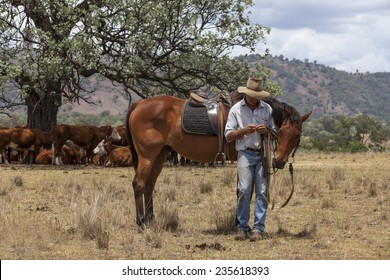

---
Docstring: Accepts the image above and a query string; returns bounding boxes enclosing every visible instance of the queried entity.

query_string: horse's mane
[262,97,301,128]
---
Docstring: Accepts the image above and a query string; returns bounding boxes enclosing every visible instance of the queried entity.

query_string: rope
[267,133,301,209]
[262,132,273,207]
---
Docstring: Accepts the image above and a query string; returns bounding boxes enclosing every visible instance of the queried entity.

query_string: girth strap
[214,102,227,163]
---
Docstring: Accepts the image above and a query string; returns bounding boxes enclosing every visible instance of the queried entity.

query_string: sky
[239,0,390,73]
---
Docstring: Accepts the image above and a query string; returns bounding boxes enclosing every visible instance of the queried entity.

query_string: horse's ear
[301,111,312,123]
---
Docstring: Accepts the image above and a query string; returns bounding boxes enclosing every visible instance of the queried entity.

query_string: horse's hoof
[137,224,146,232]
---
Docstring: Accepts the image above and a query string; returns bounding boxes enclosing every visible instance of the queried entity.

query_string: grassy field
[0,152,389,260]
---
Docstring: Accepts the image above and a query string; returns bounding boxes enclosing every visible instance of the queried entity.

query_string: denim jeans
[236,149,268,233]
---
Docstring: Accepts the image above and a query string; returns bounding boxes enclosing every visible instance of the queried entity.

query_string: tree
[0,0,270,131]
[319,115,339,134]
[354,115,386,144]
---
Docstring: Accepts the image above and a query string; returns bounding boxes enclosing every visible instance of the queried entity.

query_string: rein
[268,134,301,209]
[279,137,300,208]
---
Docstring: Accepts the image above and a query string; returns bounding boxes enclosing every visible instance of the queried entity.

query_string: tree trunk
[23,89,61,164]
[26,90,61,132]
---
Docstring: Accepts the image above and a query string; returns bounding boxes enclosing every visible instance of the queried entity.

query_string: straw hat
[237,78,270,99]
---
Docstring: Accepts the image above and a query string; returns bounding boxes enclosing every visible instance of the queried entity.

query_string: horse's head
[273,107,311,169]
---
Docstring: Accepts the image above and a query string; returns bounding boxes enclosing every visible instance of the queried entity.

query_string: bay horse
[126,93,311,227]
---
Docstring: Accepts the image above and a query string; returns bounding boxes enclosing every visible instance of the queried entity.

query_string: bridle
[268,128,302,209]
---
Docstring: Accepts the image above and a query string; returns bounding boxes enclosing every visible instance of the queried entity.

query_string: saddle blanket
[182,102,216,136]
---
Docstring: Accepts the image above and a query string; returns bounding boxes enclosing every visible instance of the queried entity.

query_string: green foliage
[58,111,124,126]
[0,114,27,127]
[309,131,334,152]
[1,0,270,129]
[305,114,389,152]
[347,141,368,153]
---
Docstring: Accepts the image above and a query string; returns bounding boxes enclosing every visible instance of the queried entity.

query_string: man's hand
[245,124,257,134]
[256,124,268,135]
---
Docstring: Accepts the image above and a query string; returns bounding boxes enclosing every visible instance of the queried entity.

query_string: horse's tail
[125,101,140,171]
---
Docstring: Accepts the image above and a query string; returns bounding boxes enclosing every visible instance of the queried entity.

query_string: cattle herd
[0,124,133,167]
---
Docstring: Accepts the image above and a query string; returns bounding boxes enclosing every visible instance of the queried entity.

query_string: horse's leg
[132,149,162,228]
[132,158,151,227]
[144,148,171,224]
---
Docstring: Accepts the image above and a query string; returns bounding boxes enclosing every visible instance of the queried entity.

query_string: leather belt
[245,147,264,152]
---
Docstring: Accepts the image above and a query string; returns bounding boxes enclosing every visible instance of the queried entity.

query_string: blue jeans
[236,150,268,233]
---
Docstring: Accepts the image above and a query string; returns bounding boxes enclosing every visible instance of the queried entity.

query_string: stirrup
[214,152,226,164]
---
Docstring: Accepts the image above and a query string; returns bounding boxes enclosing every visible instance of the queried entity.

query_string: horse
[126,92,311,227]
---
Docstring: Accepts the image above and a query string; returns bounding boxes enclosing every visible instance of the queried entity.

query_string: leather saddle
[182,92,231,162]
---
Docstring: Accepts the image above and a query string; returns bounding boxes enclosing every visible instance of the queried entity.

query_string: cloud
[244,0,390,72]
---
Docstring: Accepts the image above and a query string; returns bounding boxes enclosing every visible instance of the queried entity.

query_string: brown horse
[126,94,311,227]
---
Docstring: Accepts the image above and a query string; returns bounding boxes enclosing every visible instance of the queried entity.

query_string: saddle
[182,92,231,163]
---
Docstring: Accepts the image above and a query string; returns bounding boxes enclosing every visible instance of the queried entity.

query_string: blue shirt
[225,98,277,151]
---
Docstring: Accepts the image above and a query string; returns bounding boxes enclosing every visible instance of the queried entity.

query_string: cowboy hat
[237,78,270,99]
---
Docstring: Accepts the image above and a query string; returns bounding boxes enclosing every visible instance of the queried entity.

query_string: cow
[92,154,105,166]
[36,145,83,165]
[23,128,53,163]
[0,127,52,164]
[105,147,132,167]
[52,124,121,165]
[64,140,87,164]
[35,149,53,164]
[112,124,127,146]
[93,139,118,157]
[93,139,132,167]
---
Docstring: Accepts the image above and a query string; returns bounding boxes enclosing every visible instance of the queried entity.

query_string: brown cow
[0,127,52,164]
[92,154,105,166]
[105,147,132,167]
[93,139,132,167]
[36,145,81,165]
[52,124,121,165]
[93,139,119,157]
[112,124,127,146]
[35,149,53,164]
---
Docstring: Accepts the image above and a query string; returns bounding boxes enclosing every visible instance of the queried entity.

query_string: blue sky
[238,0,390,73]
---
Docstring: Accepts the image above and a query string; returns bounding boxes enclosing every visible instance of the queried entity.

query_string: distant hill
[257,55,390,122]
[67,55,390,122]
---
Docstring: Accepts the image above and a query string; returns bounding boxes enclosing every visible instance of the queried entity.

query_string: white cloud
[244,0,390,72]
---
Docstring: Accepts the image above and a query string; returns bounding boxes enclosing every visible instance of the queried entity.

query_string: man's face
[245,95,259,106]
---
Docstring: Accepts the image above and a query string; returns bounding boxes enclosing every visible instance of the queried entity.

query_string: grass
[0,152,389,260]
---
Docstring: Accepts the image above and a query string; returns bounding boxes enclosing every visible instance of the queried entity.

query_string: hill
[59,76,133,116]
[65,55,390,122]
[258,55,390,122]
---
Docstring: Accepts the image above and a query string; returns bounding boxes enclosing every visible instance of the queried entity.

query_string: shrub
[214,207,236,234]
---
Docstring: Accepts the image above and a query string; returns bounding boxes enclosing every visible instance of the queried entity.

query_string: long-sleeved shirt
[225,98,277,151]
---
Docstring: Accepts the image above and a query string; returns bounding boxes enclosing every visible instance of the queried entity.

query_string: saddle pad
[182,102,216,136]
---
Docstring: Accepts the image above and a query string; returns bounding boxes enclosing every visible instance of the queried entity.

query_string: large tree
[0,0,270,131]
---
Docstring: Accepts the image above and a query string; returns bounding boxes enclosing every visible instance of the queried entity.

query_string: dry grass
[0,152,389,260]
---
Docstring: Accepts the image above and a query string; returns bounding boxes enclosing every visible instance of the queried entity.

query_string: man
[225,78,277,241]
